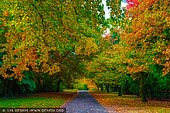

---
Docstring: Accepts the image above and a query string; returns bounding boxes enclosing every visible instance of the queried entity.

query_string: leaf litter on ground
[91,92,170,113]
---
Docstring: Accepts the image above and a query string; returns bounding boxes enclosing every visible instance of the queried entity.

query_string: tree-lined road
[64,90,116,113]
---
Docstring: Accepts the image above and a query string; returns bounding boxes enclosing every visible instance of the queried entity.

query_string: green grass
[0,97,64,108]
[0,92,76,108]
[63,89,78,92]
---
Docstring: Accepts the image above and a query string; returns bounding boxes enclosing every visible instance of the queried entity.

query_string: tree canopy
[0,0,170,102]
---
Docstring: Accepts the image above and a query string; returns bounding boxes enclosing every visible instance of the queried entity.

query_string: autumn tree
[118,0,170,101]
[87,0,170,102]
[0,0,105,96]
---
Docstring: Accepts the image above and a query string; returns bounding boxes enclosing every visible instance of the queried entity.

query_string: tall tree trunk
[139,76,148,102]
[105,84,109,93]
[3,79,8,97]
[35,73,43,92]
[56,79,61,92]
[118,86,122,96]
[8,80,13,97]
[97,85,100,91]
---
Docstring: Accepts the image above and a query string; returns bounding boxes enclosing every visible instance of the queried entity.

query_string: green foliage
[73,79,89,90]
[17,71,36,93]
[78,84,88,90]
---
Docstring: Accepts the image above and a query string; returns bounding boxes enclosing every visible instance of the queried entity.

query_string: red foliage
[126,0,139,10]
[125,0,156,17]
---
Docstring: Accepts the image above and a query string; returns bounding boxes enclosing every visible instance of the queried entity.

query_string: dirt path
[63,90,116,113]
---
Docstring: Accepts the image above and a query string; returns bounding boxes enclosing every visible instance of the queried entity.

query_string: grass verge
[0,92,77,108]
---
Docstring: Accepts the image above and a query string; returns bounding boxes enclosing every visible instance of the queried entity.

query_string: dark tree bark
[56,79,61,92]
[105,83,109,93]
[139,72,148,102]
[139,76,148,102]
[7,79,19,97]
[3,79,8,97]
[118,86,122,96]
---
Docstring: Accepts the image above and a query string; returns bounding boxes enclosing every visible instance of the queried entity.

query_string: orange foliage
[104,34,111,40]
[121,0,170,75]
[3,11,9,17]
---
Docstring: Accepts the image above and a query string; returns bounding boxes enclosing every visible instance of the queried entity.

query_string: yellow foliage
[120,0,170,75]
[75,37,98,56]
[79,78,97,89]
